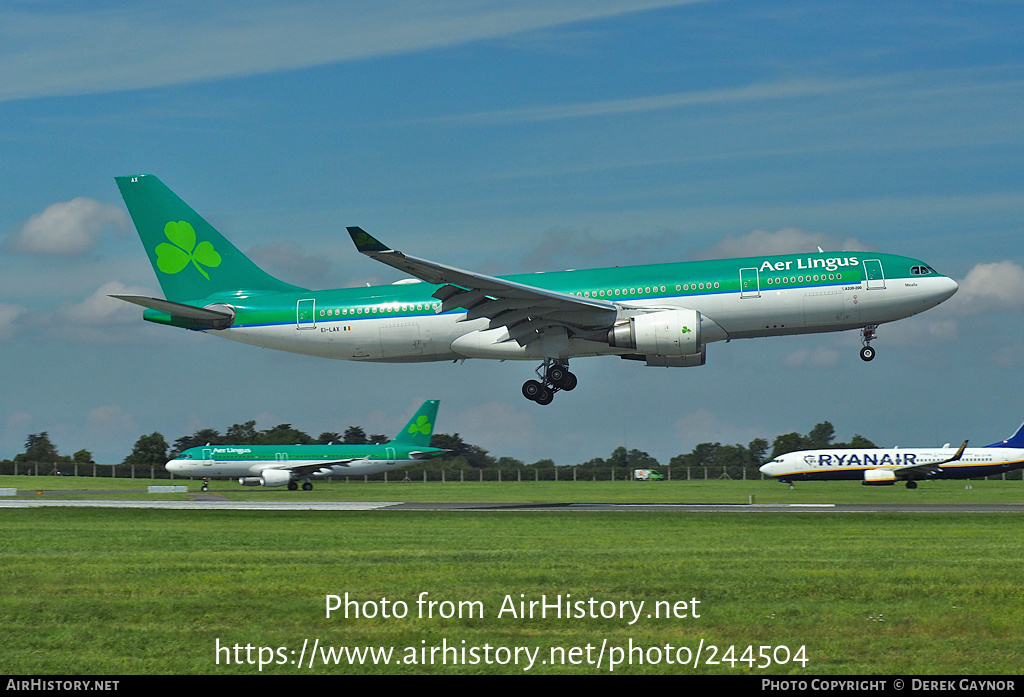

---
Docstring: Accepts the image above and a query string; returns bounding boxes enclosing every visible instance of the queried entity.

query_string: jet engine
[862,469,897,486]
[238,469,293,487]
[608,309,702,356]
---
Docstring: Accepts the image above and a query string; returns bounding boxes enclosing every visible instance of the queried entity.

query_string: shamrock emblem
[408,416,433,436]
[681,326,692,334]
[347,226,388,252]
[353,230,373,248]
[155,221,222,280]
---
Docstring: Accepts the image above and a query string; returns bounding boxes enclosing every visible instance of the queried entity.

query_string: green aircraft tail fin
[392,400,440,447]
[115,174,306,302]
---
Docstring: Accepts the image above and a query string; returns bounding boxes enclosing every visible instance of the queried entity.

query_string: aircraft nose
[937,276,958,302]
[919,275,958,310]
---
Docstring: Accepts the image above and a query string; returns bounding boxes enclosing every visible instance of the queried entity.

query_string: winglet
[347,227,391,254]
[937,440,968,466]
[950,440,967,462]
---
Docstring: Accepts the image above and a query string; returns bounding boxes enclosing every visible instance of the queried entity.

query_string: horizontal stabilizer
[409,449,450,460]
[111,294,234,329]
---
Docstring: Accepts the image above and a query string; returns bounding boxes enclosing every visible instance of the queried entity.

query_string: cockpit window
[910,265,936,275]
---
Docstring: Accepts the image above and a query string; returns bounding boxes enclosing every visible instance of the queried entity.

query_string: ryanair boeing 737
[760,420,1024,489]
[113,175,958,404]
[166,400,443,490]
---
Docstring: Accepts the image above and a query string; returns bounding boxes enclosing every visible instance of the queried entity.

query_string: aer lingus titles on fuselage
[165,400,444,490]
[760,420,1024,489]
[113,174,958,404]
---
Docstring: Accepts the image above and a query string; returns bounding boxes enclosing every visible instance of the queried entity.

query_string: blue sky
[2,0,1023,465]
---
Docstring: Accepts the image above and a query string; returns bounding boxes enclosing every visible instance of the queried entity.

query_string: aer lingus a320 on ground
[114,175,958,404]
[165,400,444,490]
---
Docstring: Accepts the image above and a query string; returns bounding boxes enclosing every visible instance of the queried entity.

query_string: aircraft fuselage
[762,447,1024,483]
[142,252,957,364]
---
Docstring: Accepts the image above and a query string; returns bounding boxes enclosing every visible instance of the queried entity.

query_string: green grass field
[3,474,1024,503]
[1,501,1022,674]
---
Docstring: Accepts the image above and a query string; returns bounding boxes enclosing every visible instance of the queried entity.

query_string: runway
[2,499,1023,512]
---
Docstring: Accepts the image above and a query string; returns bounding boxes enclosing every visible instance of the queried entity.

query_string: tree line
[3,420,875,475]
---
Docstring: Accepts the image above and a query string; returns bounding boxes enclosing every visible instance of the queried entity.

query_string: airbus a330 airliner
[113,175,958,404]
[166,400,443,490]
[760,420,1024,489]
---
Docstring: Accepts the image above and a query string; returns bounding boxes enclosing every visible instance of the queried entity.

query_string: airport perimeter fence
[2,461,1023,482]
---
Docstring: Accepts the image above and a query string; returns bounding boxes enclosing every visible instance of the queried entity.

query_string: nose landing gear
[522,358,577,405]
[860,325,878,362]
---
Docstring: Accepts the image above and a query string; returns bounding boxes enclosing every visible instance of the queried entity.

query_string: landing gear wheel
[522,380,543,401]
[549,366,577,391]
[524,359,579,403]
[288,481,298,491]
[906,480,918,490]
[548,365,568,386]
[201,484,209,492]
[302,481,313,491]
[860,325,878,362]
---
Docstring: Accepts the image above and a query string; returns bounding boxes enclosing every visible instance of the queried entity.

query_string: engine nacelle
[238,470,293,487]
[862,469,897,486]
[259,469,293,487]
[608,309,702,356]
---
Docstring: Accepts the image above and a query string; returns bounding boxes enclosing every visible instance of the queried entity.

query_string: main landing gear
[287,480,314,491]
[522,359,577,405]
[201,478,209,492]
[860,325,878,362]
[906,480,918,490]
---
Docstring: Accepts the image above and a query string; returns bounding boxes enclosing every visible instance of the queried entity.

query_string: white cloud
[0,1,703,102]
[43,281,164,344]
[950,261,1024,314]
[693,227,874,260]
[58,281,156,326]
[0,304,26,340]
[8,198,128,255]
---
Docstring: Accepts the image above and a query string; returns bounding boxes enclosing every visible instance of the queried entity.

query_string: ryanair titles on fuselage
[758,256,859,274]
[805,452,916,467]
